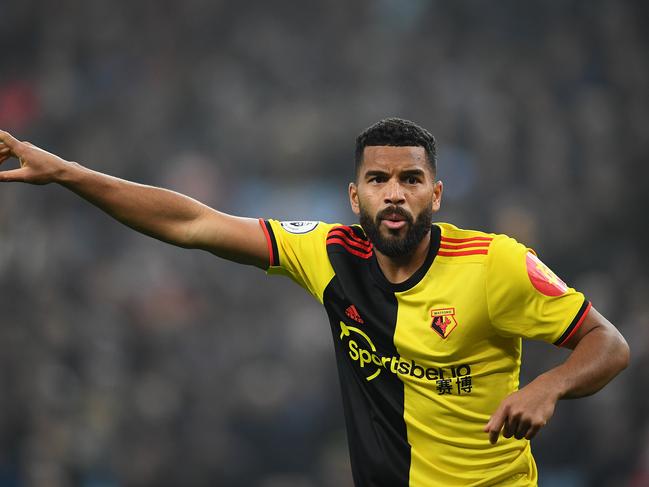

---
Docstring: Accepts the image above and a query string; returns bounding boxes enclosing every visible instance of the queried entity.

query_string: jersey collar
[369,224,441,293]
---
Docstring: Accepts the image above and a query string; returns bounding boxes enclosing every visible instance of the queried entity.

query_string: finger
[514,419,531,440]
[0,168,27,182]
[525,424,542,441]
[485,409,507,445]
[503,416,519,439]
[0,130,20,150]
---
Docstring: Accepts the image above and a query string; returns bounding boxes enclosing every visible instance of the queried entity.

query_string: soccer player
[0,118,629,486]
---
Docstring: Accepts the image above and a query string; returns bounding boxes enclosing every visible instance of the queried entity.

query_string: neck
[374,231,432,284]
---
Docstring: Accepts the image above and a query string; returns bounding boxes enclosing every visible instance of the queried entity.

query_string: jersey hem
[258,219,279,268]
[554,299,591,346]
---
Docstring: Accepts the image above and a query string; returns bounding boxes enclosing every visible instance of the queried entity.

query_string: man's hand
[484,306,629,445]
[0,130,70,185]
[484,377,558,444]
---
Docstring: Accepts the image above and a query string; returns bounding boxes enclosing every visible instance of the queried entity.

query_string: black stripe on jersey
[263,220,280,267]
[327,233,372,251]
[335,225,371,244]
[327,225,373,258]
[554,298,591,346]
[324,247,410,487]
[326,238,373,258]
[327,229,372,250]
[326,235,373,254]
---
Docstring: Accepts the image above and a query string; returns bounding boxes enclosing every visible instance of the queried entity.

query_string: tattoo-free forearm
[57,161,209,247]
[537,324,629,399]
[484,313,629,444]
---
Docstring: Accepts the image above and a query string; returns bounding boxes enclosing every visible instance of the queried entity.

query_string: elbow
[606,326,630,375]
[596,326,630,380]
[617,334,631,372]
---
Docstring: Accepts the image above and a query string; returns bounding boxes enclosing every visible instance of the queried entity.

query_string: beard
[359,204,433,258]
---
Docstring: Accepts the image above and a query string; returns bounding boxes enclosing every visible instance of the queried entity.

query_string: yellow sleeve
[259,219,336,304]
[485,235,591,346]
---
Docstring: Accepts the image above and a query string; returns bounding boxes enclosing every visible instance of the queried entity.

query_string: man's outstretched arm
[484,306,630,444]
[0,130,269,268]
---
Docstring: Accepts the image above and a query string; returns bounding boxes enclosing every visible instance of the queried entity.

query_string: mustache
[376,206,414,224]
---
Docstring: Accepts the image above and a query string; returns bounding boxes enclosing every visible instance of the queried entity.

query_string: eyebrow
[400,169,426,177]
[363,168,427,179]
[364,170,389,179]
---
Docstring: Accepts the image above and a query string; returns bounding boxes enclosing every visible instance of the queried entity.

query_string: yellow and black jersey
[259,219,591,487]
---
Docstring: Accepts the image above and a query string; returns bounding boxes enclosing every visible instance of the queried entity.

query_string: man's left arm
[484,306,629,444]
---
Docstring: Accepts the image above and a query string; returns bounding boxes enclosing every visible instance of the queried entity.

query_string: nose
[384,179,405,205]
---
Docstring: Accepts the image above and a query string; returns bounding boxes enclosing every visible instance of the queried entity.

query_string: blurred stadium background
[1,1,648,486]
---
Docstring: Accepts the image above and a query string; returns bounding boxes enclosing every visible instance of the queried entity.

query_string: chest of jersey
[394,260,492,365]
[323,251,499,391]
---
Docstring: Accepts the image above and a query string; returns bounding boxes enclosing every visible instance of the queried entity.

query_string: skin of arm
[484,306,630,444]
[0,130,269,268]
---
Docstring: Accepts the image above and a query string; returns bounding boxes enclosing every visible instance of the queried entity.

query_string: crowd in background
[1,1,648,486]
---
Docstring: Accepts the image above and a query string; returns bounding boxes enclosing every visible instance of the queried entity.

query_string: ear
[432,180,443,212]
[349,181,360,215]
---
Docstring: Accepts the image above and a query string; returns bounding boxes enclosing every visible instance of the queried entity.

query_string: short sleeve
[485,235,591,346]
[259,219,336,303]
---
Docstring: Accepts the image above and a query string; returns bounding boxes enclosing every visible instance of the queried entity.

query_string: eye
[405,175,420,185]
[369,175,387,184]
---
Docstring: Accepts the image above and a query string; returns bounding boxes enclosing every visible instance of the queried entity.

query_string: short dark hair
[354,117,437,177]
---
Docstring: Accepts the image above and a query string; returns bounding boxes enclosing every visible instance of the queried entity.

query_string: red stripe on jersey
[440,236,493,244]
[327,237,372,255]
[330,225,370,245]
[327,230,372,251]
[258,218,276,267]
[437,249,489,257]
[326,238,373,258]
[328,228,369,243]
[439,241,491,250]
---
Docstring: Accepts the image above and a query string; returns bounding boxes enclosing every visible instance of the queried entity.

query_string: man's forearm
[535,322,629,400]
[0,131,269,266]
[484,309,629,443]
[58,161,208,247]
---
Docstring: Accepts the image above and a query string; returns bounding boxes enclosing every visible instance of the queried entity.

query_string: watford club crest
[430,308,458,339]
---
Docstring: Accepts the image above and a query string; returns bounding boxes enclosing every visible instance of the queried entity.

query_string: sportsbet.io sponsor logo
[338,321,473,395]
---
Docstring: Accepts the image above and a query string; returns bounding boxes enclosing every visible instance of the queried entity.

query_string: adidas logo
[345,305,364,324]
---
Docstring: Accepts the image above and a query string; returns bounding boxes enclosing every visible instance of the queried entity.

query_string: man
[0,118,629,486]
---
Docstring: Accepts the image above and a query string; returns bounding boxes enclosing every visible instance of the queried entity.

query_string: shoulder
[262,220,339,267]
[271,220,333,235]
[325,224,373,259]
[435,222,501,263]
[264,219,340,241]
